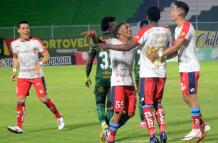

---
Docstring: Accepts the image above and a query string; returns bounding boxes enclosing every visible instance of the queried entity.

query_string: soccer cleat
[7,126,23,134]
[57,116,65,130]
[139,122,147,129]
[196,124,210,143]
[149,134,160,143]
[160,131,167,143]
[181,129,202,141]
[99,122,108,143]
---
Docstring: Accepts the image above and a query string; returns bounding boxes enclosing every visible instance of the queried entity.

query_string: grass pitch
[0,61,218,143]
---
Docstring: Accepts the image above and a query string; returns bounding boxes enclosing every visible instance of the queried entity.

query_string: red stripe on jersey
[133,25,155,44]
[178,21,190,40]
[31,37,47,53]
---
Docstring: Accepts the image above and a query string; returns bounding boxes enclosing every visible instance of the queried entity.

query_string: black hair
[146,7,160,22]
[115,22,127,37]
[17,21,29,29]
[101,16,116,31]
[174,1,189,16]
[140,20,148,28]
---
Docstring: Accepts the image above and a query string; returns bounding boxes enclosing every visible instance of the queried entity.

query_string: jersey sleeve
[178,21,191,41]
[133,29,147,45]
[36,39,47,53]
[10,41,17,54]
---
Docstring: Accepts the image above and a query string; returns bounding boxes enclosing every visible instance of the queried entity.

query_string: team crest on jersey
[39,90,44,94]
[181,32,186,36]
[134,35,140,39]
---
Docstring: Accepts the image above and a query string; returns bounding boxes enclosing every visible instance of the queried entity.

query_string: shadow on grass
[117,116,217,143]
[26,122,98,133]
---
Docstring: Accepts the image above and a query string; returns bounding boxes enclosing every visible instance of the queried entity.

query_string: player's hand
[10,72,17,81]
[95,43,107,49]
[81,30,96,38]
[85,77,92,88]
[33,63,41,74]
[149,51,159,62]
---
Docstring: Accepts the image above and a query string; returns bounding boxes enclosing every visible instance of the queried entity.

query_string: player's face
[171,5,180,21]
[109,21,117,33]
[118,23,132,39]
[18,23,30,39]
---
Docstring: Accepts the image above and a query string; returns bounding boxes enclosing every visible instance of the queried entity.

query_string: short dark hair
[101,16,116,31]
[147,7,160,22]
[17,21,29,29]
[174,1,189,16]
[140,20,148,28]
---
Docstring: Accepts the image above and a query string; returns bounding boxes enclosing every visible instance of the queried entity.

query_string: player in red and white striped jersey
[150,1,210,142]
[7,21,64,133]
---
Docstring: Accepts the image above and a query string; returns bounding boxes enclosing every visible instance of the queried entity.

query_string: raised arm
[96,39,138,51]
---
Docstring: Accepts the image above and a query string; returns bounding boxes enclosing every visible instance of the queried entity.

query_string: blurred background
[0,0,218,66]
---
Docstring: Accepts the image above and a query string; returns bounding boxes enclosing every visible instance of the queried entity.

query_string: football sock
[191,107,201,129]
[96,104,106,123]
[143,104,155,136]
[108,121,119,141]
[139,101,144,122]
[17,102,25,129]
[118,113,129,128]
[43,98,61,118]
[154,103,166,132]
[106,107,114,124]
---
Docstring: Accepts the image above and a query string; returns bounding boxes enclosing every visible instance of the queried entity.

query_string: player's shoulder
[11,38,20,44]
[30,36,43,43]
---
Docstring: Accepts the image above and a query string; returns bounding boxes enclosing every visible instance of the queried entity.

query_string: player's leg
[94,84,108,142]
[141,78,159,143]
[33,77,64,130]
[136,77,146,128]
[180,72,210,141]
[106,86,114,125]
[154,78,167,143]
[7,78,30,133]
[108,86,125,143]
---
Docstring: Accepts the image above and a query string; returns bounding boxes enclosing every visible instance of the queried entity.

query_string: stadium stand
[0,0,143,27]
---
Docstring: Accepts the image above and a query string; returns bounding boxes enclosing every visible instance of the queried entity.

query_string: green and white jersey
[89,33,114,85]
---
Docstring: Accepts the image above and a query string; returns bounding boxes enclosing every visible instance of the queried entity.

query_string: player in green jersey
[84,16,117,143]
[134,20,148,129]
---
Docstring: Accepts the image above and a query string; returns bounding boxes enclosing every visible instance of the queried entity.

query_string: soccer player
[8,21,64,133]
[135,20,148,129]
[106,22,136,143]
[83,17,117,142]
[97,7,172,143]
[150,1,210,142]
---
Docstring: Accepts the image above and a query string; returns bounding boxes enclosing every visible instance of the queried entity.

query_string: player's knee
[16,96,26,102]
[114,112,123,118]
[128,112,135,118]
[39,96,48,102]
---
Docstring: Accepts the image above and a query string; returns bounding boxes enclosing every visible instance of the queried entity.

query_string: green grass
[0,61,218,143]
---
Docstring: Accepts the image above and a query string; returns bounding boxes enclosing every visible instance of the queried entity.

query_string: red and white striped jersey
[134,25,172,78]
[11,37,47,78]
[175,20,200,72]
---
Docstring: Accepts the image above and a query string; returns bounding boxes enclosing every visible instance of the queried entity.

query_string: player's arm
[96,40,138,51]
[151,38,185,61]
[10,53,19,81]
[34,50,50,73]
[85,48,96,88]
[81,30,99,44]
